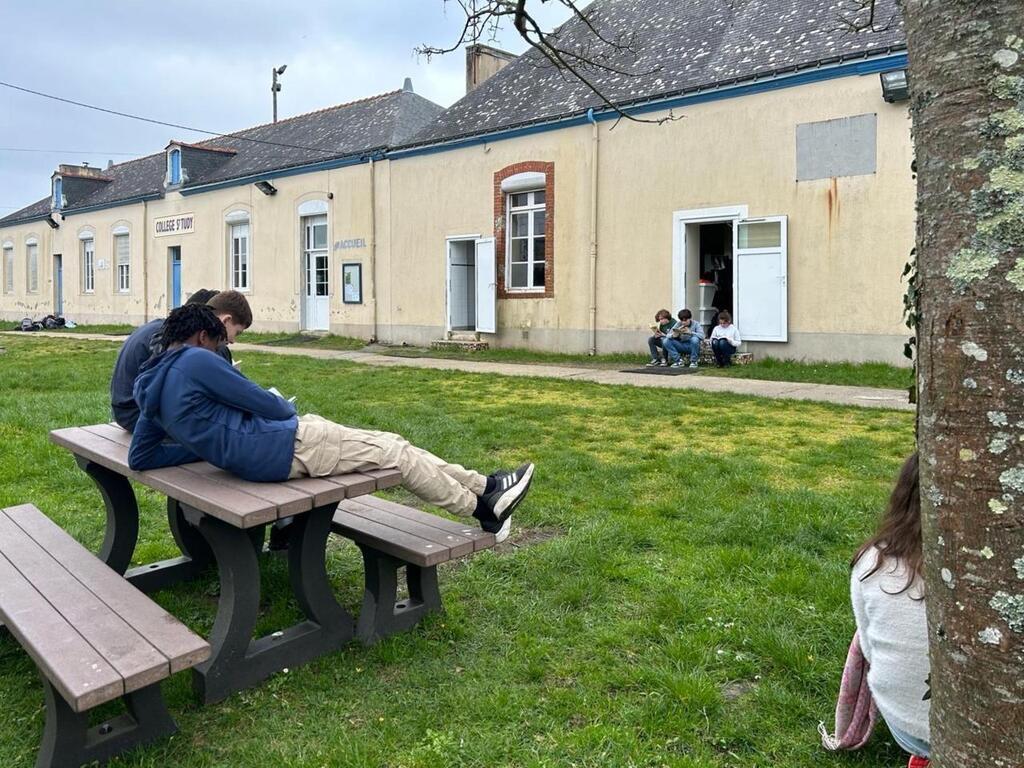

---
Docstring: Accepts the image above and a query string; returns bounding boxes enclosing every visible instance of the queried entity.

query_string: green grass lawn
[377,346,913,390]
[242,331,368,351]
[26,323,136,335]
[0,336,915,767]
[23,323,911,390]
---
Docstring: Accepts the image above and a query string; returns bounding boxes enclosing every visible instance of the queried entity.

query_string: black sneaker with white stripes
[473,463,535,539]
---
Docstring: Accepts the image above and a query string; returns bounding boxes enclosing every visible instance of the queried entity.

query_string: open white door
[733,216,788,342]
[475,237,496,334]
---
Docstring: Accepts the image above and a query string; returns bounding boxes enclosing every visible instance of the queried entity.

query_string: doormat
[620,367,699,376]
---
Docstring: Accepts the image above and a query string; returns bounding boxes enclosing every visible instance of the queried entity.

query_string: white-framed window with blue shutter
[52,177,63,210]
[168,148,182,185]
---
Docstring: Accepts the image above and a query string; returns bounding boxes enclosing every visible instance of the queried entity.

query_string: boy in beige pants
[128,304,534,546]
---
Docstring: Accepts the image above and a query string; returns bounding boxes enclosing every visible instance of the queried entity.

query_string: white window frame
[82,238,95,294]
[505,189,546,292]
[114,231,130,293]
[2,242,13,294]
[302,214,329,297]
[229,220,250,291]
[26,238,39,293]
[52,176,63,210]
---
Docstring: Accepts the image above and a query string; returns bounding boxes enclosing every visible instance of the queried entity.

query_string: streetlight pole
[272,64,287,122]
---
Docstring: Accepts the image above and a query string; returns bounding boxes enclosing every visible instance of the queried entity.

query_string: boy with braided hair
[110,289,252,432]
[129,304,533,541]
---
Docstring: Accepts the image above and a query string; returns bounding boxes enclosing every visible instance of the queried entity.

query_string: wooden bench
[331,496,498,643]
[0,503,209,768]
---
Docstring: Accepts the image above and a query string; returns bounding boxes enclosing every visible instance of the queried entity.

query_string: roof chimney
[402,77,414,93]
[106,160,114,170]
[58,164,108,180]
[465,44,516,94]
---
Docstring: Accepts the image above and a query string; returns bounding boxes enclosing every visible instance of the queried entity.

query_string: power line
[0,147,145,155]
[0,80,348,157]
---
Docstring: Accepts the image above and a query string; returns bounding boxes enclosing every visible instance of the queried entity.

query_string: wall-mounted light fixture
[880,69,909,102]
[45,215,60,230]
[255,180,277,196]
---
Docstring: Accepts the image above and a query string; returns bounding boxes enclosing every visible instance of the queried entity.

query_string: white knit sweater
[850,547,931,742]
[710,324,742,347]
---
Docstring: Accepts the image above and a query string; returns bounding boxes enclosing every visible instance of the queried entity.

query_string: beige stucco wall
[0,223,53,320]
[1,163,379,334]
[0,69,915,363]
[385,70,915,363]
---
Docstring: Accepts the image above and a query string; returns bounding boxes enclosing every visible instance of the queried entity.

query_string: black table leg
[184,503,355,704]
[75,457,139,575]
[123,499,217,593]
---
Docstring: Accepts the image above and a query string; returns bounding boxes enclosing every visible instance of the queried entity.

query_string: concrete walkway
[3,331,914,412]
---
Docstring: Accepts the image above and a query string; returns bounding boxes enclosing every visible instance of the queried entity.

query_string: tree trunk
[905,0,1024,765]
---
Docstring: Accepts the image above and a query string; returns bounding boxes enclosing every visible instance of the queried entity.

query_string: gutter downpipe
[586,107,599,355]
[142,199,150,322]
[368,156,378,342]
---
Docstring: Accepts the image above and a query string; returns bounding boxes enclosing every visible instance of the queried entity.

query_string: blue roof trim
[389,52,909,160]
[180,152,372,196]
[0,213,49,227]
[59,194,162,218]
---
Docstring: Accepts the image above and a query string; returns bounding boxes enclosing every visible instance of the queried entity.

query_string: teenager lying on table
[128,303,534,543]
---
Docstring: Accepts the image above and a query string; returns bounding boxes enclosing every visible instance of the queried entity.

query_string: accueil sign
[154,213,196,238]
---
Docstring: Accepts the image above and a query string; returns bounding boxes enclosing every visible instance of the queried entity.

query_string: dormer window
[52,176,63,210]
[168,148,182,185]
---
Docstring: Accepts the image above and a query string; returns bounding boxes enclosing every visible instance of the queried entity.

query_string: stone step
[430,339,490,352]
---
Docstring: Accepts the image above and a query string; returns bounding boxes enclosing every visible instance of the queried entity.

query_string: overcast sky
[0,0,578,214]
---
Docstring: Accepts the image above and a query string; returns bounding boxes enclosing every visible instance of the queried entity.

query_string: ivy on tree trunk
[905,0,1024,764]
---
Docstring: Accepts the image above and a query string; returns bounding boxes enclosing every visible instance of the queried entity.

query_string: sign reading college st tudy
[154,213,196,237]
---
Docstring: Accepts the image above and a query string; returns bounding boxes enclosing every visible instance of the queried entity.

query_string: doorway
[672,206,788,342]
[169,246,182,308]
[53,254,63,316]
[446,236,495,334]
[301,214,329,331]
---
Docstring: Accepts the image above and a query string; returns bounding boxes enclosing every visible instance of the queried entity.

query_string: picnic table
[49,423,497,704]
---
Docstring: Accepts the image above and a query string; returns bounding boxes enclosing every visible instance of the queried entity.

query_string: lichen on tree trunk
[904,0,1024,764]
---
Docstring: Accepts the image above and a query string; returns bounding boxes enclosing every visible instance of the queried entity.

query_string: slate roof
[405,0,906,147]
[1,88,444,227]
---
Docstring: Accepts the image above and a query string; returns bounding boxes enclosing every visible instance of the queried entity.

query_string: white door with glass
[302,214,329,331]
[732,216,788,342]
[446,236,496,334]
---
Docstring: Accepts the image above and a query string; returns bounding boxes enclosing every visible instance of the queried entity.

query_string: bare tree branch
[419,0,681,127]
[835,0,899,34]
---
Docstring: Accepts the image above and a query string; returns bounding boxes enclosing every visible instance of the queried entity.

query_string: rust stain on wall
[826,177,840,247]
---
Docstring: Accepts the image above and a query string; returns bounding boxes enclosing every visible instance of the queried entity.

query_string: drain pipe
[142,199,150,322]
[368,155,379,343]
[586,107,599,355]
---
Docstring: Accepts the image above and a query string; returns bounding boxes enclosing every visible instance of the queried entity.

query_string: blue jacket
[128,345,298,482]
[111,318,233,432]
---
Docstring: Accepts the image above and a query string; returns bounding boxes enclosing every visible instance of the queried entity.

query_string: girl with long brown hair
[850,452,931,765]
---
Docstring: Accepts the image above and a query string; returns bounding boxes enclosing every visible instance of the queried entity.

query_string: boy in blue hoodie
[129,304,533,541]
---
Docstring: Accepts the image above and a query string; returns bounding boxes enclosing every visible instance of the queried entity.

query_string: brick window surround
[494,161,554,299]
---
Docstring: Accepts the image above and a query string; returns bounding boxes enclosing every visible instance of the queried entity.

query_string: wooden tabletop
[50,423,402,529]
